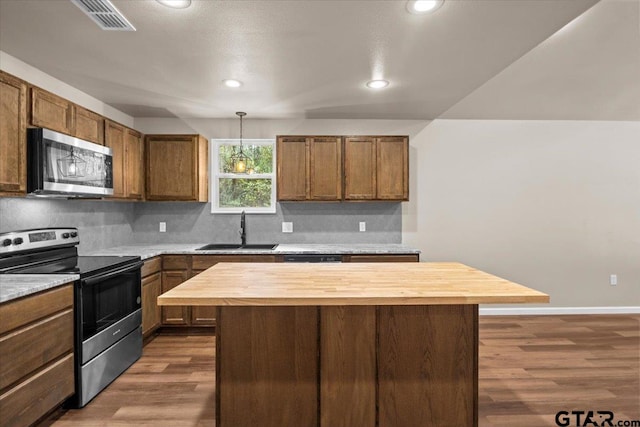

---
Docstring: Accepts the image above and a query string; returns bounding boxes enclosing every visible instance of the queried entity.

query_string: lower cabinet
[141,257,162,338]
[145,253,418,334]
[0,284,75,427]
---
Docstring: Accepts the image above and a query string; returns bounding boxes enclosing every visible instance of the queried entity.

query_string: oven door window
[81,270,141,341]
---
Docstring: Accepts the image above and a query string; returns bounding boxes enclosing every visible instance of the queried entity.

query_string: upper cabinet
[0,71,27,196]
[277,136,342,201]
[344,136,409,201]
[74,105,104,145]
[105,120,126,198]
[277,135,409,202]
[30,87,74,136]
[105,120,144,200]
[145,134,208,202]
[125,128,144,200]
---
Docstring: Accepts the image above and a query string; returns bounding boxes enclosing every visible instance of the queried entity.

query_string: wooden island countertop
[157,261,549,306]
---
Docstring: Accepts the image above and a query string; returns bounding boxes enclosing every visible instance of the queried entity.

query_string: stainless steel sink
[196,243,278,251]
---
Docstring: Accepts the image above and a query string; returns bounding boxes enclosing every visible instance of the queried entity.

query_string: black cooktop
[0,247,140,278]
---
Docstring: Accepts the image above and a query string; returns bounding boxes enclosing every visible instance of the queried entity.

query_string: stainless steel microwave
[27,128,113,197]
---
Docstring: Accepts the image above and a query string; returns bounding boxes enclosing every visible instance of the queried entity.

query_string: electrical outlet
[282,222,293,233]
[359,221,366,232]
[159,222,166,233]
[610,274,617,286]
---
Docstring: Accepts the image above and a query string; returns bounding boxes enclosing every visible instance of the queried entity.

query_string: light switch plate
[159,222,166,233]
[359,221,366,232]
[282,222,293,233]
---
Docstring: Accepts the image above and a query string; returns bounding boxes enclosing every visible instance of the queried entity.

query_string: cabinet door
[161,271,189,325]
[0,71,27,195]
[189,270,216,326]
[309,137,342,200]
[74,105,104,145]
[125,128,144,199]
[30,87,73,135]
[277,136,308,201]
[376,136,408,200]
[105,120,126,198]
[344,136,376,200]
[141,272,161,336]
[146,135,205,201]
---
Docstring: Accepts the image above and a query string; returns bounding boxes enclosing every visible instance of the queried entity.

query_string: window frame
[210,138,277,214]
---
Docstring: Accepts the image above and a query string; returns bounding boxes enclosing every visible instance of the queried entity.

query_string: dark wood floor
[47,314,639,427]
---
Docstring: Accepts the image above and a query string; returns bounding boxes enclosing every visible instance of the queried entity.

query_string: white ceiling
[0,0,637,121]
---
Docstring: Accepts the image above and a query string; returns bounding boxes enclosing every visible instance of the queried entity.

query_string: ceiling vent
[70,0,136,31]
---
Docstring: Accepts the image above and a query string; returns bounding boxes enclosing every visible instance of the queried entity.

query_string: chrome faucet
[240,211,247,247]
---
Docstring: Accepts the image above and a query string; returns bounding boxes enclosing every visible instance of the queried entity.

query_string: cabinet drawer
[141,256,162,277]
[0,284,73,335]
[192,255,276,270]
[0,353,74,427]
[0,309,73,391]
[162,255,189,270]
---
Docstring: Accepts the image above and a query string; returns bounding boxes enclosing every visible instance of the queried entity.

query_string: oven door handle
[82,261,144,287]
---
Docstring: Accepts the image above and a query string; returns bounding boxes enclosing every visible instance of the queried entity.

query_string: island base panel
[379,304,478,427]
[216,306,318,427]
[216,304,478,427]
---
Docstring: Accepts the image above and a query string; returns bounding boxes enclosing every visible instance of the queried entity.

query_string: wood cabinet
[106,120,144,200]
[31,86,105,146]
[73,105,104,145]
[161,256,191,326]
[277,136,342,201]
[30,87,74,135]
[141,257,162,338]
[0,71,27,196]
[105,120,126,198]
[0,284,75,427]
[344,136,409,201]
[125,128,144,199]
[277,134,409,202]
[146,134,208,202]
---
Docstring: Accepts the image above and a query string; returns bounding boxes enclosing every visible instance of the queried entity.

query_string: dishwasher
[283,254,343,263]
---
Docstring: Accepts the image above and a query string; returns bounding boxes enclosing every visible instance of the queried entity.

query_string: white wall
[403,119,640,309]
[0,51,133,127]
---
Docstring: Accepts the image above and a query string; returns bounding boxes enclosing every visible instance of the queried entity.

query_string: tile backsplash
[0,198,402,253]
[0,198,136,253]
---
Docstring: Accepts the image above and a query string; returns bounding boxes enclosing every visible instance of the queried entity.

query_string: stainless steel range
[0,228,143,407]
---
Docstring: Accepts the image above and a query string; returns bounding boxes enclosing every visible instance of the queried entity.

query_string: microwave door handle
[82,261,144,287]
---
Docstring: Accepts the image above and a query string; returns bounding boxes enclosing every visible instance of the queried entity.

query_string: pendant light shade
[231,112,253,174]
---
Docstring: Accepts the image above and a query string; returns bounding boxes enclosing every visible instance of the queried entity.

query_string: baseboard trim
[479,306,640,315]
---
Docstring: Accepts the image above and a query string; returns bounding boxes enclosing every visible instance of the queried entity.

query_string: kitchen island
[158,262,549,427]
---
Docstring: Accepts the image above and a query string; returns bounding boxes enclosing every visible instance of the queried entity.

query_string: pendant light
[231,112,253,174]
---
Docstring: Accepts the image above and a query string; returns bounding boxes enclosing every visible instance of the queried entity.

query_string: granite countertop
[0,274,79,304]
[86,243,421,260]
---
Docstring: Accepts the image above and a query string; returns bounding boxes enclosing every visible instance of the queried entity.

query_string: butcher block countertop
[158,262,549,306]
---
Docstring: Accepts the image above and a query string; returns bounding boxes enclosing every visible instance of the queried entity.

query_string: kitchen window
[211,139,276,213]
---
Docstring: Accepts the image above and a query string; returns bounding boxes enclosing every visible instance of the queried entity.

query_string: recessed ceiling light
[223,79,243,88]
[156,0,191,9]
[406,0,444,14]
[366,80,389,89]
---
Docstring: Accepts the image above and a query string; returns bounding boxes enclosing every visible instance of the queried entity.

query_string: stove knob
[2,239,11,247]
[62,233,70,239]
[70,232,78,238]
[13,237,23,245]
